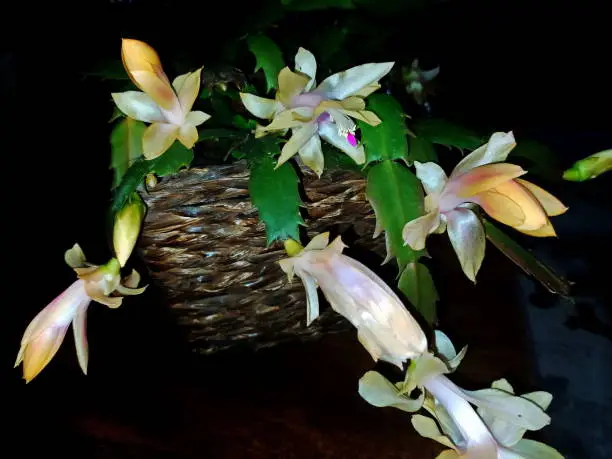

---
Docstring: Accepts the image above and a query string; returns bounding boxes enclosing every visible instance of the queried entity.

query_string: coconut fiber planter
[137,161,385,355]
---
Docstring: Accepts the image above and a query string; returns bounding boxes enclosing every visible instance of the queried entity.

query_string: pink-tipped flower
[112,39,211,159]
[279,232,427,368]
[15,244,146,383]
[402,132,568,282]
[240,47,393,176]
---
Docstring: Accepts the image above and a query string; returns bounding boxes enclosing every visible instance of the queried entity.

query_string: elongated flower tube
[402,131,568,281]
[15,244,146,382]
[112,39,211,159]
[279,232,427,368]
[240,48,393,176]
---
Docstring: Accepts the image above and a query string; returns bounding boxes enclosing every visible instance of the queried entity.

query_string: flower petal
[260,107,313,133]
[517,221,557,237]
[505,439,564,459]
[64,243,88,269]
[434,330,467,371]
[18,281,89,349]
[304,232,330,251]
[344,109,382,126]
[312,253,428,364]
[278,258,296,280]
[142,123,179,159]
[411,415,457,450]
[446,208,486,282]
[317,62,395,100]
[277,67,311,106]
[240,93,278,119]
[22,326,69,382]
[178,124,199,149]
[422,67,440,82]
[185,111,211,128]
[121,39,178,111]
[358,371,424,413]
[276,123,318,169]
[472,180,548,231]
[302,274,320,325]
[172,68,202,112]
[318,121,365,164]
[72,304,89,375]
[452,131,517,177]
[298,133,325,177]
[351,83,381,98]
[515,179,568,216]
[295,47,317,91]
[123,269,142,289]
[402,211,441,251]
[92,295,123,308]
[451,163,527,199]
[415,161,448,195]
[111,91,167,123]
[461,387,551,431]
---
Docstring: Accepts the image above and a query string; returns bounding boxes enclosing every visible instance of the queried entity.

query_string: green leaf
[110,142,194,215]
[412,118,482,151]
[197,128,247,142]
[151,141,194,177]
[398,262,438,325]
[366,161,424,271]
[407,135,438,164]
[483,219,571,296]
[232,114,258,130]
[281,0,355,10]
[247,34,285,93]
[247,137,304,244]
[210,93,236,126]
[110,118,145,189]
[510,138,561,181]
[359,94,409,164]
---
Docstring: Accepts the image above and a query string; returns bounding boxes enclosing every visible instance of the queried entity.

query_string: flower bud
[113,194,146,267]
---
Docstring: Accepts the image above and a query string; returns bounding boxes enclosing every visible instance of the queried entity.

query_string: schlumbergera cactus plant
[16,35,575,458]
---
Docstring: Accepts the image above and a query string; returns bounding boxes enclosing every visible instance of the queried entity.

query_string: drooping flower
[359,331,560,458]
[240,48,394,176]
[15,244,146,382]
[112,39,211,159]
[402,132,568,281]
[279,232,427,368]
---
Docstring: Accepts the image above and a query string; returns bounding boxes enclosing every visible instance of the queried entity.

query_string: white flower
[279,232,427,368]
[240,48,394,176]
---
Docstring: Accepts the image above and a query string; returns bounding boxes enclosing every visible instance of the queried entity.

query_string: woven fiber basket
[137,161,386,355]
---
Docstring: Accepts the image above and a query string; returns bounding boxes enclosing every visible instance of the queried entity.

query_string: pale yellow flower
[112,39,211,159]
[403,132,568,282]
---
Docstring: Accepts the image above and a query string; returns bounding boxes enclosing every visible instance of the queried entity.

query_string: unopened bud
[113,194,147,267]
